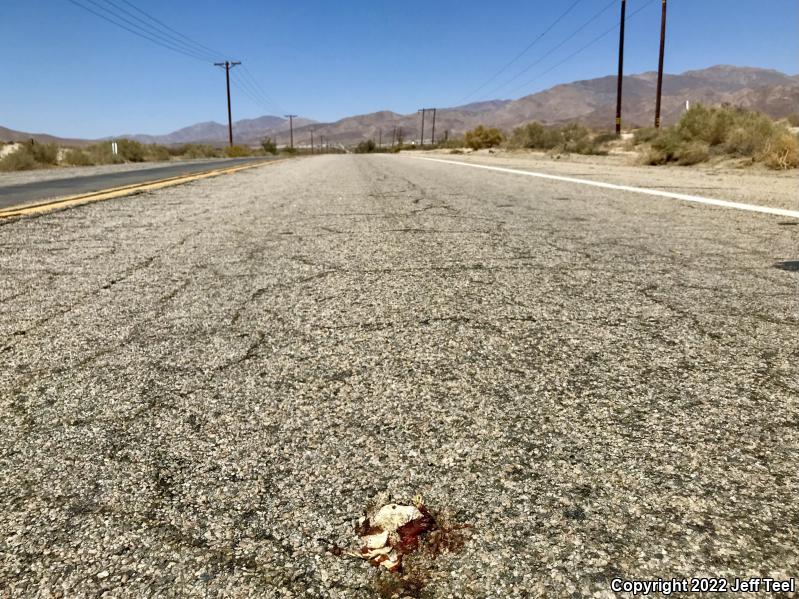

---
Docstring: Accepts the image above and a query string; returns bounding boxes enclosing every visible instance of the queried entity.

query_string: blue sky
[2,0,797,138]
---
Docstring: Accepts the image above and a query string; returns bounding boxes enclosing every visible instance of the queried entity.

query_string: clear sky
[2,0,797,139]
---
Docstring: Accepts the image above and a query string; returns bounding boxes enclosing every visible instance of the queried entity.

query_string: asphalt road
[0,156,276,209]
[0,155,797,597]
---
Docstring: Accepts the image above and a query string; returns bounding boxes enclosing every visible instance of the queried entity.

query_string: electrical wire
[240,65,286,114]
[97,0,220,61]
[230,69,276,115]
[113,0,226,61]
[479,0,618,100]
[67,0,212,63]
[508,0,657,97]
[234,67,282,114]
[457,0,584,104]
[67,0,286,116]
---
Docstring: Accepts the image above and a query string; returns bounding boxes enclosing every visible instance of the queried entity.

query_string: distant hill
[3,66,797,147]
[121,115,317,145]
[0,126,90,146]
[286,66,799,146]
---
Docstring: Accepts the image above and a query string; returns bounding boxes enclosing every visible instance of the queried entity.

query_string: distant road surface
[0,155,796,597]
[0,156,277,209]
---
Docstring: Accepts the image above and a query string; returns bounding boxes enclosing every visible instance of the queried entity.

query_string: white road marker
[406,156,799,220]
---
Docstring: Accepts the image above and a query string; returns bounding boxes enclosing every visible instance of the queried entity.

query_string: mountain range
[2,66,797,147]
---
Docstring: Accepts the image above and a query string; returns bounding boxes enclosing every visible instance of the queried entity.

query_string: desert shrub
[0,141,59,171]
[508,122,560,150]
[354,139,377,153]
[116,139,146,162]
[464,125,504,150]
[62,148,94,166]
[646,131,709,165]
[593,131,618,146]
[449,149,464,154]
[175,144,221,159]
[649,129,685,162]
[280,146,298,156]
[508,122,604,154]
[86,142,122,165]
[225,145,252,157]
[144,144,170,162]
[435,136,465,149]
[721,111,776,157]
[261,137,277,155]
[676,141,711,165]
[641,105,796,169]
[675,104,735,146]
[86,139,146,164]
[786,113,799,127]
[641,147,667,166]
[633,127,660,144]
[761,132,799,169]
[0,146,38,171]
[559,123,604,154]
[27,142,59,165]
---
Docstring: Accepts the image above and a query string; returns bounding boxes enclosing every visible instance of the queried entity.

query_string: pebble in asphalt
[0,155,797,597]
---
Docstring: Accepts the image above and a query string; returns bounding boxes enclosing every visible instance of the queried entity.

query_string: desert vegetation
[171,144,223,159]
[261,137,278,155]
[225,145,253,158]
[636,105,798,169]
[464,125,504,150]
[0,141,59,171]
[354,139,377,153]
[0,138,259,172]
[506,122,607,155]
[435,106,797,169]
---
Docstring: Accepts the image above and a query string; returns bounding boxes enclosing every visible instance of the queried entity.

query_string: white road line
[406,156,799,220]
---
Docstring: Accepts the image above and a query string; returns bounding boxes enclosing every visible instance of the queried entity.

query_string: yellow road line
[0,159,285,219]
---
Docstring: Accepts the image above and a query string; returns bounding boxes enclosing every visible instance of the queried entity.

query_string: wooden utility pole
[418,109,426,147]
[284,114,298,148]
[214,60,241,146]
[430,108,437,145]
[378,128,382,148]
[615,0,626,136]
[654,0,668,128]
[310,128,315,153]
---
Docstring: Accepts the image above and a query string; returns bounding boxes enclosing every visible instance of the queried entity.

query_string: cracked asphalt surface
[1,155,797,597]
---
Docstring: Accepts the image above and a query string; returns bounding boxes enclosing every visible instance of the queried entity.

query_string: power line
[507,0,658,97]
[67,0,286,120]
[230,70,286,122]
[229,71,270,112]
[96,0,219,61]
[239,65,285,114]
[479,0,617,100]
[113,0,226,60]
[457,0,584,105]
[66,0,212,63]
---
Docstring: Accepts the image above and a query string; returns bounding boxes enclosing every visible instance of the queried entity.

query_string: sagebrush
[507,122,607,155]
[641,104,798,169]
[464,125,504,150]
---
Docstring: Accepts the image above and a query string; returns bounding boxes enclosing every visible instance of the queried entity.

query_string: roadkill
[320,494,471,596]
